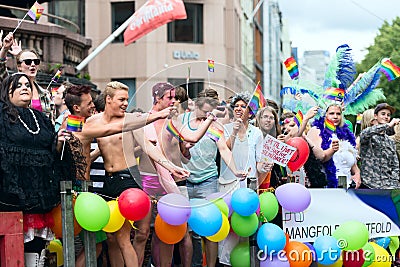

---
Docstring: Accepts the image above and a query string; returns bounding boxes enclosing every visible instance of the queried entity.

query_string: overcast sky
[278,0,399,62]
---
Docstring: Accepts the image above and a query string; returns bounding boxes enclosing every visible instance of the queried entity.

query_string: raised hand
[2,32,13,50]
[9,39,22,56]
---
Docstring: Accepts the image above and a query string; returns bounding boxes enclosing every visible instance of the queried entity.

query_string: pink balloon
[286,137,310,172]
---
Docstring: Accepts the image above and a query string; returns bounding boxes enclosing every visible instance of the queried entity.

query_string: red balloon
[118,188,151,221]
[286,137,310,172]
[343,249,365,267]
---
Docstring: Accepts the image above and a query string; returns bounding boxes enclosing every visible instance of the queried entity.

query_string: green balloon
[333,221,369,251]
[230,242,250,267]
[212,198,229,217]
[259,192,279,221]
[230,212,259,237]
[362,242,376,267]
[74,192,110,232]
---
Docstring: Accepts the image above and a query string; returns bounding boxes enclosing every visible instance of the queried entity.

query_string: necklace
[18,109,40,135]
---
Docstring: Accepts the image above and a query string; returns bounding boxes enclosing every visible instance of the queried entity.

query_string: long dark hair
[0,73,33,122]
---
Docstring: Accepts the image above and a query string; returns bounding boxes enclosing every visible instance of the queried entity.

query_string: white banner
[283,189,400,242]
[261,135,296,166]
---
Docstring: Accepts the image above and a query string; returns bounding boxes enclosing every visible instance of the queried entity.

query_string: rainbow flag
[293,110,303,127]
[66,115,84,132]
[208,59,215,72]
[51,69,62,83]
[248,83,266,115]
[51,87,58,97]
[324,118,336,133]
[205,126,223,142]
[284,57,299,80]
[380,58,400,81]
[28,1,44,23]
[166,120,184,143]
[356,114,362,124]
[323,87,345,101]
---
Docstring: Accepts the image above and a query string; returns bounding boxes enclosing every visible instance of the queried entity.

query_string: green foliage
[47,63,62,74]
[356,17,400,116]
[75,72,91,81]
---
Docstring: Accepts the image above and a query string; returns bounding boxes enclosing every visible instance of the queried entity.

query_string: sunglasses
[19,59,41,65]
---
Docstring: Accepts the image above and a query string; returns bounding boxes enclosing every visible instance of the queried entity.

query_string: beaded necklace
[18,109,40,135]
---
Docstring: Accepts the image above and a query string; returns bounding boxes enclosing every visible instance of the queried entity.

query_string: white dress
[332,140,358,188]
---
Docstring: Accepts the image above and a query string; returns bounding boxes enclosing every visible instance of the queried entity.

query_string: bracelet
[206,112,217,121]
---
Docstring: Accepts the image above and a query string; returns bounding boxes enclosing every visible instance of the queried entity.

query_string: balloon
[369,242,391,267]
[118,188,151,221]
[304,242,317,261]
[157,193,191,225]
[313,235,341,265]
[74,192,110,231]
[260,255,290,267]
[259,192,279,221]
[188,199,222,236]
[343,249,365,267]
[332,221,369,251]
[102,200,125,233]
[374,237,390,249]
[47,239,63,267]
[286,137,309,172]
[50,200,82,238]
[257,223,286,255]
[275,183,311,212]
[230,242,250,267]
[154,214,187,244]
[318,257,343,267]
[285,241,313,267]
[206,214,230,242]
[230,212,259,237]
[231,188,260,216]
[211,198,229,217]
[206,192,233,216]
[362,242,375,267]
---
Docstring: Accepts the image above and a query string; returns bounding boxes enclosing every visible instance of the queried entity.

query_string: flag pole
[186,66,190,96]
[12,12,29,34]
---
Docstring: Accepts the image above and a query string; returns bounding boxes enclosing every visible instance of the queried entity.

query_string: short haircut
[64,85,92,114]
[104,81,129,101]
[16,49,40,65]
[175,86,188,110]
[195,88,219,108]
[93,93,106,112]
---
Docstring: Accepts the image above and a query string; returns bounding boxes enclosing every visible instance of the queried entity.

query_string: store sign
[173,50,199,60]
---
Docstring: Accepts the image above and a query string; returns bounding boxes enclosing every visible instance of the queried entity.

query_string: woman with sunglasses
[0,32,55,123]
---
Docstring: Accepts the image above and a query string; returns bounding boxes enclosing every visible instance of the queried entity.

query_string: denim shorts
[186,176,219,199]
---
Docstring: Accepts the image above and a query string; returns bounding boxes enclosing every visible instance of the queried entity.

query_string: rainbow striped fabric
[166,120,184,143]
[356,114,362,124]
[323,87,345,101]
[28,1,44,23]
[66,115,84,132]
[293,110,303,127]
[205,126,223,142]
[208,59,215,72]
[249,83,266,115]
[380,58,400,81]
[324,118,336,133]
[51,69,62,83]
[284,57,299,80]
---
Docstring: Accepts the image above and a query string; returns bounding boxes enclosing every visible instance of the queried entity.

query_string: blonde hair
[256,106,281,137]
[104,81,129,99]
[361,109,375,131]
[326,104,345,127]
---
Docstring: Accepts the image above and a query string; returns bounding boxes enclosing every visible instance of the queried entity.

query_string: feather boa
[312,117,356,188]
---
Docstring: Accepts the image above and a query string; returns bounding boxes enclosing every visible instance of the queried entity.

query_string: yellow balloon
[369,242,392,267]
[47,240,63,267]
[318,257,343,267]
[102,200,125,233]
[206,214,230,242]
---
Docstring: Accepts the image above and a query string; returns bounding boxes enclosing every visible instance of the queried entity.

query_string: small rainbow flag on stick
[208,59,215,72]
[324,118,336,133]
[51,69,62,83]
[205,126,223,142]
[356,114,362,124]
[284,57,299,80]
[166,120,184,143]
[28,1,44,23]
[293,110,303,127]
[66,115,85,132]
[323,87,345,101]
[380,58,400,81]
[248,82,266,115]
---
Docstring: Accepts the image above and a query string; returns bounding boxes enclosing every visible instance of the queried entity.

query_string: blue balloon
[304,242,317,262]
[260,255,290,267]
[231,188,260,216]
[257,223,286,255]
[375,237,391,249]
[313,236,341,265]
[188,198,222,236]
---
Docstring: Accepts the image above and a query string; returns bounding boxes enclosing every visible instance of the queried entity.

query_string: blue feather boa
[312,117,356,188]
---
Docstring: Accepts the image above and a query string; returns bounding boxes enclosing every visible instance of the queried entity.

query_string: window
[48,0,85,34]
[168,78,204,99]
[112,78,136,110]
[112,2,135,43]
[168,3,203,43]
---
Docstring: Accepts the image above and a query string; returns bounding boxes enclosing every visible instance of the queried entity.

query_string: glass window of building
[168,78,204,99]
[111,2,135,43]
[168,3,203,44]
[48,0,85,34]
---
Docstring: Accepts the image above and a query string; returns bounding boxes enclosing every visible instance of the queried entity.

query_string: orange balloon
[154,214,187,245]
[285,241,313,267]
[284,233,291,250]
[50,199,82,238]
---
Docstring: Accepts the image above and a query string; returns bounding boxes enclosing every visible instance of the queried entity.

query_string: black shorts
[102,166,141,198]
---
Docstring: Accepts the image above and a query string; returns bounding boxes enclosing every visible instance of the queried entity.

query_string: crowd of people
[1,32,400,267]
